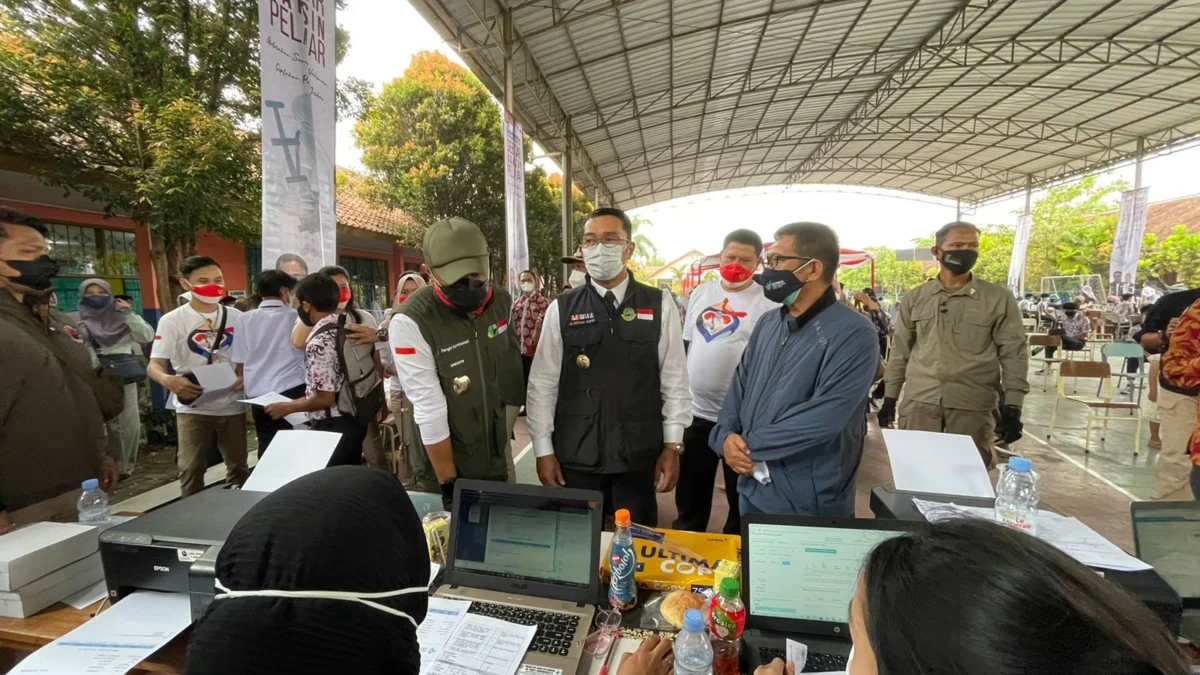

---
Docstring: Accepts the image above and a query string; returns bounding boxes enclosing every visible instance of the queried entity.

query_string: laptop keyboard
[759,646,847,673]
[467,601,581,656]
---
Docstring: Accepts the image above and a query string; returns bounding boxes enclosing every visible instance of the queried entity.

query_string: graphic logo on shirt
[487,319,508,338]
[187,326,233,359]
[568,312,596,326]
[696,299,748,343]
[621,307,636,322]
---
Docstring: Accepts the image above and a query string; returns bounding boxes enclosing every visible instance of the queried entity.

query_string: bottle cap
[1008,457,1032,472]
[81,478,100,491]
[719,576,740,598]
[614,509,631,527]
[683,608,705,633]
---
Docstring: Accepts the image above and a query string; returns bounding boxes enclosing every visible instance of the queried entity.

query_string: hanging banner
[258,0,337,274]
[1109,187,1150,293]
[504,110,529,297]
[1007,213,1032,296]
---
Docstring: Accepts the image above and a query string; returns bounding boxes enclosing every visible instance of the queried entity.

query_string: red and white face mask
[338,287,352,309]
[190,284,225,305]
[719,263,753,284]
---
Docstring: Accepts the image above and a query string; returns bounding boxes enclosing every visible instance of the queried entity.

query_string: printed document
[424,613,536,675]
[242,430,341,492]
[883,430,995,498]
[418,597,471,665]
[10,590,191,675]
[191,362,237,392]
[238,392,307,427]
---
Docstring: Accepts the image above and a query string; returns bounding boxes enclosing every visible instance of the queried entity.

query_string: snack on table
[661,590,706,628]
[602,524,741,592]
[422,511,451,566]
[712,559,741,594]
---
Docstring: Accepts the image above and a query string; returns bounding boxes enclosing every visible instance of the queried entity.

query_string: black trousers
[250,384,307,457]
[312,414,368,467]
[1046,336,1086,359]
[521,355,534,388]
[561,465,658,526]
[673,418,741,534]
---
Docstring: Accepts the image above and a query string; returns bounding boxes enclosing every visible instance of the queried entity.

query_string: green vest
[398,284,524,489]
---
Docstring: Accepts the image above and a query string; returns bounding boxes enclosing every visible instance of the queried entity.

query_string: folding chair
[1021,317,1037,334]
[1097,342,1148,403]
[1028,334,1063,391]
[1048,360,1142,454]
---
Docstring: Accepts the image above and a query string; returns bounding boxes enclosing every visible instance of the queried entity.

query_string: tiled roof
[1141,194,1200,239]
[335,170,417,238]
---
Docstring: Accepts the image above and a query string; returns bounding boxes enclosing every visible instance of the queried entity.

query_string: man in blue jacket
[710,222,880,517]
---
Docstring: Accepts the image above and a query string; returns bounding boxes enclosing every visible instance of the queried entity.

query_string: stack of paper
[417,597,536,675]
[913,499,1152,572]
[0,522,105,618]
[883,430,995,499]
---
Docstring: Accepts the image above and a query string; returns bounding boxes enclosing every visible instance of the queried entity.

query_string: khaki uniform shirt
[885,276,1029,411]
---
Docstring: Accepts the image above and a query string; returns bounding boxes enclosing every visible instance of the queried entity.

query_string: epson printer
[99,487,267,621]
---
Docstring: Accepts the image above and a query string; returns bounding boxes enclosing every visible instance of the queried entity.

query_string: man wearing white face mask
[527,207,691,525]
[148,255,249,496]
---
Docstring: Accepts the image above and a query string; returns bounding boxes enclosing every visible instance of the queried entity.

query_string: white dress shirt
[232,299,306,398]
[388,313,451,445]
[527,274,692,459]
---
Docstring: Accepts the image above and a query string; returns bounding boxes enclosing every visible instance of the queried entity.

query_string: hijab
[392,272,427,310]
[76,278,130,347]
[184,467,430,675]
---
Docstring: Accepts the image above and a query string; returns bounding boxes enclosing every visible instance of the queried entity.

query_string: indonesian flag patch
[636,308,654,321]
[394,347,417,356]
[487,319,508,338]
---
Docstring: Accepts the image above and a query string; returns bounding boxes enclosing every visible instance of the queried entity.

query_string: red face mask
[338,287,352,304]
[397,293,409,304]
[190,283,225,304]
[719,263,752,284]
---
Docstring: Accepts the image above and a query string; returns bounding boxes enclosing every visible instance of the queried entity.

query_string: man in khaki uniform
[878,222,1029,467]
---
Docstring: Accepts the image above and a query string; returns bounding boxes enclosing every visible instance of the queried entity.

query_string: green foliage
[838,247,926,296]
[526,170,593,287]
[1141,225,1200,286]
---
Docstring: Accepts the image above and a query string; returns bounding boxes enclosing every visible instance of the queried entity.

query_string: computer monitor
[742,514,922,637]
[1131,501,1200,607]
[447,480,603,606]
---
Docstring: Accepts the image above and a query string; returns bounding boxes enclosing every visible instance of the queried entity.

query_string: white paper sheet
[786,639,808,671]
[242,430,341,492]
[63,580,109,610]
[913,499,1151,571]
[883,429,995,499]
[417,597,472,666]
[9,591,191,675]
[429,563,441,588]
[190,362,238,392]
[239,392,308,427]
[752,462,772,485]
[424,613,537,675]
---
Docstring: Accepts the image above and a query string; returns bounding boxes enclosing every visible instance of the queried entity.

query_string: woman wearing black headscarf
[184,466,429,674]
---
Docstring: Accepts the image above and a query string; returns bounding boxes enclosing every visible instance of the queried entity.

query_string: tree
[1141,225,1200,287]
[0,0,365,310]
[528,171,593,289]
[838,247,925,296]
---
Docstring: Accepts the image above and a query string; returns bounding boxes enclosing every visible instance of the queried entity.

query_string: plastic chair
[1021,317,1037,334]
[1048,360,1142,454]
[1097,342,1148,404]
[1028,334,1063,391]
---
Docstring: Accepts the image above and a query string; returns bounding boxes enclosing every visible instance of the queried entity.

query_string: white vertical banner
[258,0,337,274]
[1110,187,1150,287]
[503,110,529,297]
[1007,213,1032,296]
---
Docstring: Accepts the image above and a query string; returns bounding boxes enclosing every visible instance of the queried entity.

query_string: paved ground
[113,353,1165,553]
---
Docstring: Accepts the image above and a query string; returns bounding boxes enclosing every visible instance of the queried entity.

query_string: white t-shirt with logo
[682,280,778,422]
[151,303,244,416]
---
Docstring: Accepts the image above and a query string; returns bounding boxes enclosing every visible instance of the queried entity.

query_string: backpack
[313,314,385,426]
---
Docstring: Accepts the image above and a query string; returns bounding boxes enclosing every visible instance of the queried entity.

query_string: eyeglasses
[765,254,811,270]
[580,235,629,249]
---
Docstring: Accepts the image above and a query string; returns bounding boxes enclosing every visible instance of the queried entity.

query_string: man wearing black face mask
[388,218,524,505]
[0,207,122,530]
[880,221,1029,468]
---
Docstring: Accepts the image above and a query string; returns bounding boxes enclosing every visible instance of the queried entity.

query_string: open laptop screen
[452,486,594,589]
[747,522,907,624]
[1132,503,1200,600]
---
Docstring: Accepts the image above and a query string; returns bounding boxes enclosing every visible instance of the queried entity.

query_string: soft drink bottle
[709,577,745,675]
[674,608,714,675]
[995,457,1039,535]
[609,509,638,610]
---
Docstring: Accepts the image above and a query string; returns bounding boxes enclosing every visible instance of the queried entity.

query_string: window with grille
[46,223,144,313]
[339,255,390,313]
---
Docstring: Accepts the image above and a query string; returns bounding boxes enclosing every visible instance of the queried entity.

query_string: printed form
[424,613,536,675]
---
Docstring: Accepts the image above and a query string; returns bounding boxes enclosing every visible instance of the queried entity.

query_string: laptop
[741,514,922,673]
[1131,501,1200,642]
[435,480,604,673]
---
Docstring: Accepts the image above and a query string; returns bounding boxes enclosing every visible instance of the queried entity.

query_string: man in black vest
[527,207,692,525]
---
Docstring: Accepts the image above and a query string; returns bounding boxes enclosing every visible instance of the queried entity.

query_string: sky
[336,0,1200,262]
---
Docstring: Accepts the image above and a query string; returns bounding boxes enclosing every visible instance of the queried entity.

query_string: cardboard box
[0,522,98,591]
[0,552,103,618]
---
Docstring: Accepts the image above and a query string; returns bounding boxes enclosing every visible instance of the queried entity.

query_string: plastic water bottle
[995,457,1039,535]
[77,479,111,525]
[609,509,638,610]
[674,608,714,675]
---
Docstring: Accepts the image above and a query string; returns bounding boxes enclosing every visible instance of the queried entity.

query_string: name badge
[568,312,596,326]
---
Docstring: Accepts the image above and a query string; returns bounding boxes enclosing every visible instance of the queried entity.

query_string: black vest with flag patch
[554,275,664,474]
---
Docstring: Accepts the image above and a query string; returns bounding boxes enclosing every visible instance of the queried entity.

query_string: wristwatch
[665,442,683,455]
[376,325,389,342]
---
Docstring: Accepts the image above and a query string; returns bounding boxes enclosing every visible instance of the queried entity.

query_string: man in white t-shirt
[147,256,248,496]
[675,229,777,533]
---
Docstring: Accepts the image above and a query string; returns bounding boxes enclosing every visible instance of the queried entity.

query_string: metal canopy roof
[408,0,1200,209]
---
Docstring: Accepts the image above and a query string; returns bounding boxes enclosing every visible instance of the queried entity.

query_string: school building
[0,165,422,322]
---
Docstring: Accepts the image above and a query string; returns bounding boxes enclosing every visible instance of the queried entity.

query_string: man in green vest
[388,217,525,507]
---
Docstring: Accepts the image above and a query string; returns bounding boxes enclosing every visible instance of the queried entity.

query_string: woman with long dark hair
[758,518,1190,675]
